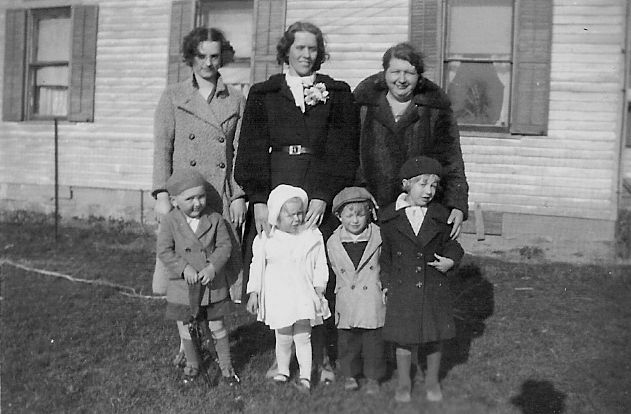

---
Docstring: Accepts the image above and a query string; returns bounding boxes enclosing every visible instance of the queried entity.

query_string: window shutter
[251,0,286,84]
[68,5,98,122]
[2,9,27,122]
[410,0,441,83]
[510,0,553,135]
[167,0,195,85]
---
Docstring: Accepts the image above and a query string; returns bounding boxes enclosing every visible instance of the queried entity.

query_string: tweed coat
[234,73,359,205]
[379,201,464,345]
[153,75,245,300]
[326,223,386,329]
[157,207,232,320]
[353,72,469,217]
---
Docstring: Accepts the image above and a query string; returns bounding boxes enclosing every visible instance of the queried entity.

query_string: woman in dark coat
[235,21,359,383]
[354,43,469,238]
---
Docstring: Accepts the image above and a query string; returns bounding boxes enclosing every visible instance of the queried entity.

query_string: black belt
[270,145,315,155]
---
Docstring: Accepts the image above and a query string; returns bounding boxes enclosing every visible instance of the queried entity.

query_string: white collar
[339,225,371,243]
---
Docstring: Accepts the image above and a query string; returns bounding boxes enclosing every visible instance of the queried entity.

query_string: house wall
[0,0,628,258]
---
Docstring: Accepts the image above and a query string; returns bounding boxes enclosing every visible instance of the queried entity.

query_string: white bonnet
[267,184,308,226]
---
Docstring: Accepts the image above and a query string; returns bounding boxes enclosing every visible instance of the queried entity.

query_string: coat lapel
[391,209,421,245]
[417,204,442,248]
[174,77,238,129]
[173,209,204,247]
[356,224,382,273]
[194,213,213,239]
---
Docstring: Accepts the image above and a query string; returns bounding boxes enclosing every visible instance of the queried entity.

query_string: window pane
[446,0,513,57]
[445,61,511,127]
[34,66,68,116]
[204,0,253,59]
[37,15,71,61]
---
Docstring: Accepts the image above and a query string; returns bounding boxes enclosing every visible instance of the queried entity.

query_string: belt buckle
[288,145,301,155]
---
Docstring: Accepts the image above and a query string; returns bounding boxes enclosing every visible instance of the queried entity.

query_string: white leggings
[275,319,312,380]
[176,319,227,340]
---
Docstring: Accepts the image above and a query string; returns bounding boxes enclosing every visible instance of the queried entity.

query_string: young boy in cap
[379,156,464,403]
[157,168,240,385]
[326,187,386,394]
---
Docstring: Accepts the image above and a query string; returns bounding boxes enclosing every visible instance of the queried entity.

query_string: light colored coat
[153,76,245,300]
[157,208,231,316]
[327,223,386,329]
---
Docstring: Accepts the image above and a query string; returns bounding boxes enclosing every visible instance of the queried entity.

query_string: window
[2,6,98,122]
[444,0,513,130]
[410,0,553,135]
[197,0,254,90]
[167,0,286,88]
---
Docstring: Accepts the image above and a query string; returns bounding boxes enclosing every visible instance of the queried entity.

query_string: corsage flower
[304,83,329,106]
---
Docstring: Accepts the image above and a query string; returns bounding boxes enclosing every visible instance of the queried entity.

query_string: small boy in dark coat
[157,168,239,385]
[379,156,464,403]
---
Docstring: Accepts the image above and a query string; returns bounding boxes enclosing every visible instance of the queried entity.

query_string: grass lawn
[1,215,630,413]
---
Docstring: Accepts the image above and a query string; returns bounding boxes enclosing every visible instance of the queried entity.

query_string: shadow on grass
[229,320,275,372]
[510,379,566,414]
[441,258,495,378]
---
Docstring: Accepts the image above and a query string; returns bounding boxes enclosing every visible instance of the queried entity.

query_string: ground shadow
[229,320,275,372]
[440,257,495,378]
[510,379,566,414]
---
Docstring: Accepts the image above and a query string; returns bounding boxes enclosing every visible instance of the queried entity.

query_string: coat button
[340,269,345,273]
[363,286,367,290]
[218,162,226,169]
[185,247,191,252]
[218,137,225,143]
[416,266,422,272]
[189,133,195,140]
[190,160,196,166]
[369,265,374,270]
[396,251,402,256]
[351,285,355,289]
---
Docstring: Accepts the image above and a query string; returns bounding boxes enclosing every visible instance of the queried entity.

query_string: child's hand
[246,293,259,315]
[183,265,199,284]
[381,288,388,305]
[427,254,454,273]
[198,265,215,285]
[314,287,325,299]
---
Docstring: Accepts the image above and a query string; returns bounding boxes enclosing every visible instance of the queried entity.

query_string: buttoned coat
[153,76,245,300]
[234,73,359,205]
[157,207,232,320]
[379,201,464,345]
[326,223,386,329]
[354,73,469,217]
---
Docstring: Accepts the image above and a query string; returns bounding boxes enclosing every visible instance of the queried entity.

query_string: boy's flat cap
[332,186,374,214]
[166,168,207,196]
[399,156,442,180]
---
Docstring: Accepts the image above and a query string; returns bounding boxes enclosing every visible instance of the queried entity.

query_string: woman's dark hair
[382,42,425,75]
[276,21,328,72]
[182,27,235,67]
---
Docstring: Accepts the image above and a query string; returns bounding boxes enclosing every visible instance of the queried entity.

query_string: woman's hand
[246,293,259,315]
[305,199,327,229]
[447,208,464,239]
[154,192,173,223]
[198,264,215,285]
[427,254,455,273]
[253,203,271,237]
[229,198,246,229]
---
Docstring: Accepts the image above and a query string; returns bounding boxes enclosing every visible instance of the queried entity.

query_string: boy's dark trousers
[338,328,385,380]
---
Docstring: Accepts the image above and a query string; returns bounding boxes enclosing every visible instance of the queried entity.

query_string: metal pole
[54,118,59,241]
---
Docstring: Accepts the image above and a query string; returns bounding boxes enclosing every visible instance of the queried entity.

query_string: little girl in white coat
[246,184,330,392]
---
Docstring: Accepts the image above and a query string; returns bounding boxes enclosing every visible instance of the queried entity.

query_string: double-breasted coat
[353,72,469,216]
[326,223,386,329]
[153,76,245,300]
[234,73,359,205]
[157,207,232,321]
[379,201,464,345]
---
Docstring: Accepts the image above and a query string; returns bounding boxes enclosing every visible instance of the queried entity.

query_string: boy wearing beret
[326,187,386,394]
[379,156,464,403]
[157,168,239,385]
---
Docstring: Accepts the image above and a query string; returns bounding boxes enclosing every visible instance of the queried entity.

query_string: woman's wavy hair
[382,42,425,75]
[182,27,235,67]
[276,21,328,72]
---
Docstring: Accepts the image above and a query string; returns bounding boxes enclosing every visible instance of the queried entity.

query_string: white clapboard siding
[0,0,172,190]
[286,0,409,89]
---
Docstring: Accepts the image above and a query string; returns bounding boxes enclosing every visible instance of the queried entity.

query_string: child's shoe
[364,379,380,395]
[395,385,411,403]
[344,377,359,391]
[173,350,186,368]
[426,383,443,402]
[222,370,241,387]
[272,373,289,384]
[294,378,311,394]
[182,365,200,385]
[319,360,336,384]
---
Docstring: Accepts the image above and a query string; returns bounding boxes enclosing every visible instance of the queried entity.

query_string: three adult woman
[152,27,246,303]
[353,43,469,237]
[235,21,359,383]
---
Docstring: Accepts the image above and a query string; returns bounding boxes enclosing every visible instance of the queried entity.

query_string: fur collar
[353,71,451,109]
